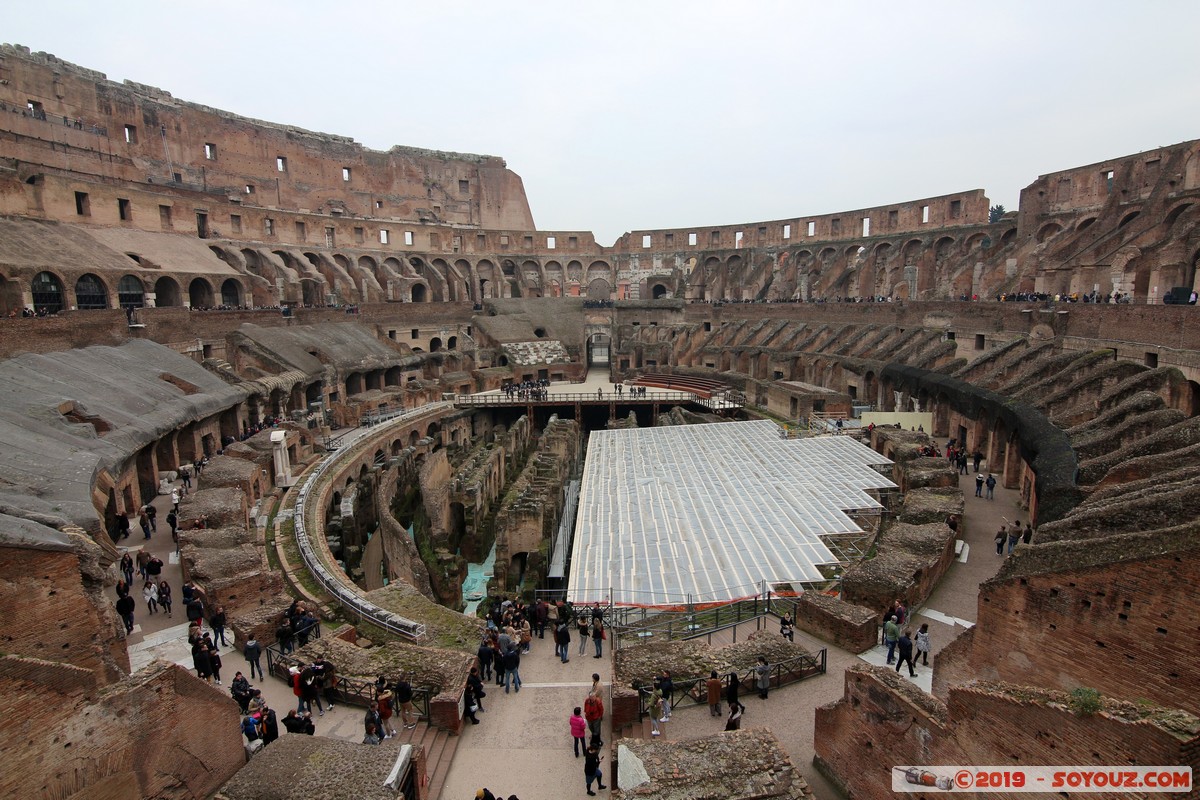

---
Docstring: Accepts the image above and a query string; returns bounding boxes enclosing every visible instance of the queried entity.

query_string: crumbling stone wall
[492,416,580,592]
[790,592,879,653]
[615,729,814,800]
[0,657,243,800]
[373,451,435,601]
[0,523,129,683]
[933,525,1200,715]
[815,665,1200,800]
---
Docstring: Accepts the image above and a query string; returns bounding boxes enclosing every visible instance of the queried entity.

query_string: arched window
[31,271,64,314]
[118,275,145,309]
[220,278,242,307]
[75,273,109,309]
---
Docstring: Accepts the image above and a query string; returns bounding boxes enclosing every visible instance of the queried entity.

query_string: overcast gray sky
[7,1,1199,245]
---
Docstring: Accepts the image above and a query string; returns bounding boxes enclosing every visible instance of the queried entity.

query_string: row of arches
[10,270,246,315]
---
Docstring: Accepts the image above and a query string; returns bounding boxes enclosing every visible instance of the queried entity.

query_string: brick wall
[0,543,126,684]
[0,310,128,358]
[0,659,243,799]
[792,593,880,653]
[949,545,1200,714]
[815,665,1200,800]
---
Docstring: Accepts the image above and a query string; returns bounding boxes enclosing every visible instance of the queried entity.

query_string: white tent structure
[567,420,895,607]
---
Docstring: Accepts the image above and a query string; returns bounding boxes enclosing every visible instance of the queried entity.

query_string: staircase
[387,719,459,799]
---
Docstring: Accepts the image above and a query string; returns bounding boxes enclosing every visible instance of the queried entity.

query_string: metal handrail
[634,648,827,720]
[290,402,454,642]
[450,390,742,411]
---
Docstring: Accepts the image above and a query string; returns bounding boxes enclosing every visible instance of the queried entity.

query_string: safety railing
[265,638,434,719]
[610,596,772,650]
[634,649,827,720]
[289,402,453,642]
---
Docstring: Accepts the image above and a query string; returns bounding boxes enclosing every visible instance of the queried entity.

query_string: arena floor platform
[567,420,895,607]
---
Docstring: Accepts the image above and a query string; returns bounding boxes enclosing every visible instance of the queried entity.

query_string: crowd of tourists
[502,379,550,401]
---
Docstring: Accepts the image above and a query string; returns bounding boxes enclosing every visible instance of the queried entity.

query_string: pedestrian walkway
[439,628,616,800]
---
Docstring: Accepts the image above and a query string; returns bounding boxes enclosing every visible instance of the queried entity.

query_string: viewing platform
[447,379,743,414]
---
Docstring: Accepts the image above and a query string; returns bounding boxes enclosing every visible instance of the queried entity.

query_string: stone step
[427,731,458,800]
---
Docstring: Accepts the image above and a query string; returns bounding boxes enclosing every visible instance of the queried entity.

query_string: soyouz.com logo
[892,766,1192,792]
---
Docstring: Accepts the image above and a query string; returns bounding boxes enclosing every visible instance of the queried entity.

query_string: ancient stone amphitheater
[1,43,1198,799]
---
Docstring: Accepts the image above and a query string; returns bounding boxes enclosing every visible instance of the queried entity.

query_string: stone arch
[154,276,182,307]
[587,278,611,299]
[300,278,323,306]
[1164,203,1194,228]
[117,275,145,310]
[586,261,611,285]
[651,282,669,299]
[1076,217,1098,232]
[430,337,443,352]
[1036,222,1062,243]
[74,273,109,310]
[411,283,429,303]
[346,372,364,396]
[476,260,497,299]
[31,270,65,314]
[1000,228,1018,246]
[1118,210,1141,228]
[188,277,215,309]
[220,278,243,307]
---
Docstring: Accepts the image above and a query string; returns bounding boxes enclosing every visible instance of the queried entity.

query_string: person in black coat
[261,706,279,745]
[115,594,136,633]
[583,743,607,795]
[477,639,494,681]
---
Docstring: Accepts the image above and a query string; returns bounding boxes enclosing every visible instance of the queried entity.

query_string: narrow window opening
[204,143,216,160]
[265,218,275,236]
[230,214,242,234]
[862,217,870,236]
[734,231,743,248]
[459,179,470,194]
[546,236,556,249]
[975,334,985,350]
[710,230,721,244]
[74,191,90,216]
[325,226,335,248]
[276,156,287,172]
[782,224,791,239]
[354,227,364,244]
[950,199,962,218]
[404,231,414,246]
[380,229,390,244]
[342,167,351,181]
[642,234,652,248]
[807,221,815,236]
[124,125,138,144]
[294,221,306,241]
[1145,352,1159,368]
[245,184,255,195]
[921,205,930,223]
[688,232,697,246]
[159,205,172,227]
[118,198,131,221]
